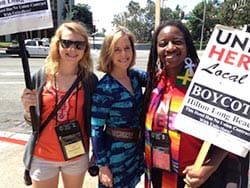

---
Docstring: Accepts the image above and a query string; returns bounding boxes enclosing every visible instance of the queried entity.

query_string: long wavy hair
[97,26,136,73]
[143,19,200,114]
[44,20,93,79]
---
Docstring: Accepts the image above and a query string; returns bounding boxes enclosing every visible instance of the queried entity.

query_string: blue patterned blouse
[91,68,147,188]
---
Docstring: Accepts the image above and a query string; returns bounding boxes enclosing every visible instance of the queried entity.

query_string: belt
[105,127,141,142]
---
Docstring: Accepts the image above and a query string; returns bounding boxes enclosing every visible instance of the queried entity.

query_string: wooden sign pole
[155,0,161,30]
[184,141,211,188]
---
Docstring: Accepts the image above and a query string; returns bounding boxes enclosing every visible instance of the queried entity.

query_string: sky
[75,0,203,32]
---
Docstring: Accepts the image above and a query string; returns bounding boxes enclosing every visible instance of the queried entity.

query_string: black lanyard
[39,75,82,134]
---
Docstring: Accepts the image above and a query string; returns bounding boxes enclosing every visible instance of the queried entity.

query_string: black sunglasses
[60,39,86,50]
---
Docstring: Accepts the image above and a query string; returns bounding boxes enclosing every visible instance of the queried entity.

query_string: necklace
[54,74,79,123]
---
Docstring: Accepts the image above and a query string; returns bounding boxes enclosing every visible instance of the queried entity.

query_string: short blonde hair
[44,20,92,79]
[98,26,136,73]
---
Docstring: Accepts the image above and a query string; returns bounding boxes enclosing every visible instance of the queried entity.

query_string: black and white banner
[0,0,53,35]
[175,25,250,157]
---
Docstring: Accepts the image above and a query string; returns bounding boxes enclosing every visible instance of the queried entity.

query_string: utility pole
[200,0,206,50]
[155,0,161,30]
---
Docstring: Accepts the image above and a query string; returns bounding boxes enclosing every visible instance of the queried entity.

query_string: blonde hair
[44,20,93,79]
[98,26,136,73]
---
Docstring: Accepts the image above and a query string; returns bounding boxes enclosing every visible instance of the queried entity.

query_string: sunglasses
[60,39,86,50]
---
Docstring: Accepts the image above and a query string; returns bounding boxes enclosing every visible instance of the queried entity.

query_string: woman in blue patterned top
[91,26,147,188]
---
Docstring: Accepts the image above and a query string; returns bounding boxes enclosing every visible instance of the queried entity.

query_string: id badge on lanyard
[55,120,85,160]
[151,131,172,172]
[54,79,85,160]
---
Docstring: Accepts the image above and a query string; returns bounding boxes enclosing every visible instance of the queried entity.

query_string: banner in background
[175,25,250,157]
[0,0,53,35]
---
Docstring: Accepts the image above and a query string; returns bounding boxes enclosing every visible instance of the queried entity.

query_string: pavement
[1,48,249,187]
[0,130,144,187]
[0,130,97,187]
[0,47,145,187]
[2,129,249,188]
[0,48,207,188]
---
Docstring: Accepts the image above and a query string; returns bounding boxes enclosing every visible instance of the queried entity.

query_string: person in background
[21,21,98,187]
[239,153,249,188]
[143,19,239,188]
[91,26,147,188]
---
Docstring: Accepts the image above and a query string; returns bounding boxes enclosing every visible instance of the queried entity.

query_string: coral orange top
[34,79,88,161]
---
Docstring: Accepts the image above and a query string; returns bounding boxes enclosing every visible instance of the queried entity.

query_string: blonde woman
[21,21,98,188]
[91,26,147,188]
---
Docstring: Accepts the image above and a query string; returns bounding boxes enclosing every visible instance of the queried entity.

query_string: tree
[168,5,181,20]
[112,0,152,41]
[111,0,187,42]
[111,0,250,43]
[189,1,219,42]
[63,4,94,34]
[217,0,250,28]
[184,0,250,49]
[112,0,172,41]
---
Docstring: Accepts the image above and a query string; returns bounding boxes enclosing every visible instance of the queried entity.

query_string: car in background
[5,39,50,58]
[25,39,50,57]
[5,41,20,55]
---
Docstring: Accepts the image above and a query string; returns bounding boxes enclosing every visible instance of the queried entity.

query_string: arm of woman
[91,83,114,186]
[183,147,228,188]
[91,91,111,167]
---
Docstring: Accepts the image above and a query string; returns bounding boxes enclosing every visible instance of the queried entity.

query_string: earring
[184,57,195,76]
[156,58,162,73]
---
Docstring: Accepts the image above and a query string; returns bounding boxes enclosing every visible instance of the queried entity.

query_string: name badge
[55,120,85,160]
[151,131,172,172]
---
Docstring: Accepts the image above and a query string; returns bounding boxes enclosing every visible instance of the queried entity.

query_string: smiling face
[111,35,133,72]
[59,28,85,65]
[157,25,187,76]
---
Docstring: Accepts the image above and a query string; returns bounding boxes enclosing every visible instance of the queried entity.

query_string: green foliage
[217,0,250,28]
[189,1,219,42]
[185,0,249,47]
[72,4,93,30]
[112,0,153,42]
[194,40,207,50]
[0,42,11,48]
[63,4,94,34]
[69,0,250,43]
[111,0,180,42]
[161,7,174,22]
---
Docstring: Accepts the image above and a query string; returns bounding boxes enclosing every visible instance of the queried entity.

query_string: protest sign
[175,25,250,157]
[0,0,53,35]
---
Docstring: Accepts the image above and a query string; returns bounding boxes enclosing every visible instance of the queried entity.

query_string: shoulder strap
[39,75,82,133]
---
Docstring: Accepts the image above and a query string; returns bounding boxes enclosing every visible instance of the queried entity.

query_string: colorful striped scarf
[145,66,195,188]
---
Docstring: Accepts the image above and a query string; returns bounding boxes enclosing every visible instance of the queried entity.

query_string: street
[0,56,40,133]
[0,49,204,133]
[0,50,249,188]
[0,50,149,133]
[0,49,149,187]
